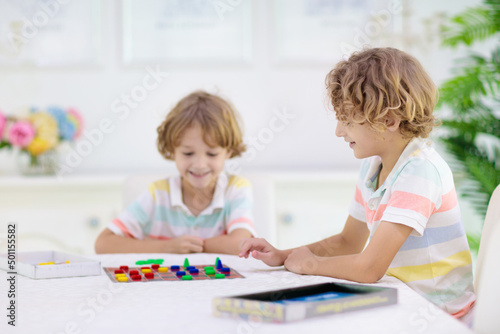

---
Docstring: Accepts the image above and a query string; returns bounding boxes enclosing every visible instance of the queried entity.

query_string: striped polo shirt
[348,137,475,316]
[107,173,257,240]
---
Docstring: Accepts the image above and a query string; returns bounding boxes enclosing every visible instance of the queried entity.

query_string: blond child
[95,91,256,255]
[239,48,475,322]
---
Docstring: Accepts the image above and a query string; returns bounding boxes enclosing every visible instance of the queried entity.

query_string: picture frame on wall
[0,0,101,67]
[122,0,253,65]
[271,0,401,65]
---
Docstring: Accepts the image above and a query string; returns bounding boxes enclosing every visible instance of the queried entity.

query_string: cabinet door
[275,178,356,249]
[0,185,121,255]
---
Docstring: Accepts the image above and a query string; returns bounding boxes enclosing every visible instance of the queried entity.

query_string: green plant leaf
[441,6,499,47]
[467,233,481,255]
[0,141,12,150]
[439,135,499,220]
[438,49,500,113]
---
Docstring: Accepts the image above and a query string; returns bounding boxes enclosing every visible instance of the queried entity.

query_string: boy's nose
[335,121,345,137]
[193,155,207,168]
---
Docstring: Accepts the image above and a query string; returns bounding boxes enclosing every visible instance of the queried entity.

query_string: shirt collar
[390,137,431,173]
[169,173,228,215]
[364,137,432,192]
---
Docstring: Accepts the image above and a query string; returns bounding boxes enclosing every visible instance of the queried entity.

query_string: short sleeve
[348,159,371,223]
[381,159,443,236]
[106,188,156,239]
[224,176,257,236]
[348,184,367,223]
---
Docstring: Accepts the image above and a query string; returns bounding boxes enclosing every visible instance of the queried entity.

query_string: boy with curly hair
[240,48,475,323]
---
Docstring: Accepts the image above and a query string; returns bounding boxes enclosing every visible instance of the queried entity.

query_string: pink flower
[67,107,83,139]
[0,112,6,139]
[8,121,35,148]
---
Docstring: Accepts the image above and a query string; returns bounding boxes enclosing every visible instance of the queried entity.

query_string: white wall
[0,0,483,175]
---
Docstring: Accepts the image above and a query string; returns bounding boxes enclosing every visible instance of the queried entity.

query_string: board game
[104,257,244,283]
[213,282,397,323]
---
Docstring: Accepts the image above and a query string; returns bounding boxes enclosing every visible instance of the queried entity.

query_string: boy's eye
[182,152,193,156]
[207,153,219,157]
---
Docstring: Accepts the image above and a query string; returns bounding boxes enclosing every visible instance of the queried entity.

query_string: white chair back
[473,184,500,333]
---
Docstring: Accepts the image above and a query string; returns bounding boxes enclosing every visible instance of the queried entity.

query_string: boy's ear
[226,149,233,159]
[385,117,401,132]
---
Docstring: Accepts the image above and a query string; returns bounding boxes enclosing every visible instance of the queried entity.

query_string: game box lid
[0,251,101,279]
[213,282,397,323]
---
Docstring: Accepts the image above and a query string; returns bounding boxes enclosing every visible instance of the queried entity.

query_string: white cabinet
[0,176,123,255]
[273,172,357,249]
[0,172,358,255]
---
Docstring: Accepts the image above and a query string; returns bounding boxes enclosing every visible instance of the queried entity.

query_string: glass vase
[17,150,59,176]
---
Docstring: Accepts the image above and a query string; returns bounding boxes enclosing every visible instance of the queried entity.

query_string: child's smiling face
[174,122,231,192]
[335,120,385,160]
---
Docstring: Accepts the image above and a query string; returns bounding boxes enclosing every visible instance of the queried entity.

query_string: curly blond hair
[326,47,438,138]
[157,91,246,160]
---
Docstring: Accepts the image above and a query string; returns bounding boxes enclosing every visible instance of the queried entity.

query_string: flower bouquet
[0,106,83,175]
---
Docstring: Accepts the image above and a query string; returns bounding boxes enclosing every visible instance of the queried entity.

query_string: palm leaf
[438,50,500,111]
[441,114,500,137]
[442,7,498,47]
[485,0,500,26]
[440,136,499,218]
[467,233,481,256]
[438,59,487,109]
[438,0,500,254]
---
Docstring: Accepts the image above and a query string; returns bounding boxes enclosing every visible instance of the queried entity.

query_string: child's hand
[238,238,287,267]
[169,235,204,254]
[284,246,319,275]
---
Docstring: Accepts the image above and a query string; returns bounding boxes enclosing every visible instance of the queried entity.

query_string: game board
[104,257,244,283]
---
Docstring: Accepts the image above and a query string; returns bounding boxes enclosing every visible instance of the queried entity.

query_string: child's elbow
[358,270,384,284]
[94,230,110,254]
[94,239,105,254]
[355,258,386,283]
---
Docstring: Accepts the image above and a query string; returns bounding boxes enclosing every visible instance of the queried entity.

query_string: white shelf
[0,174,126,188]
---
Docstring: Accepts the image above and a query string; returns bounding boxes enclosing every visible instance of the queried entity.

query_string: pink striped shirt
[349,138,475,316]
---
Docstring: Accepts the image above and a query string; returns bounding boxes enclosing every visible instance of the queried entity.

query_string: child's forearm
[286,249,383,283]
[95,230,171,254]
[288,221,412,283]
[95,235,167,254]
[204,230,253,255]
[306,234,361,257]
[313,254,383,283]
[203,235,239,254]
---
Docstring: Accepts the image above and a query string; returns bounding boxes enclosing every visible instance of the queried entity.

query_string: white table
[0,253,473,333]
